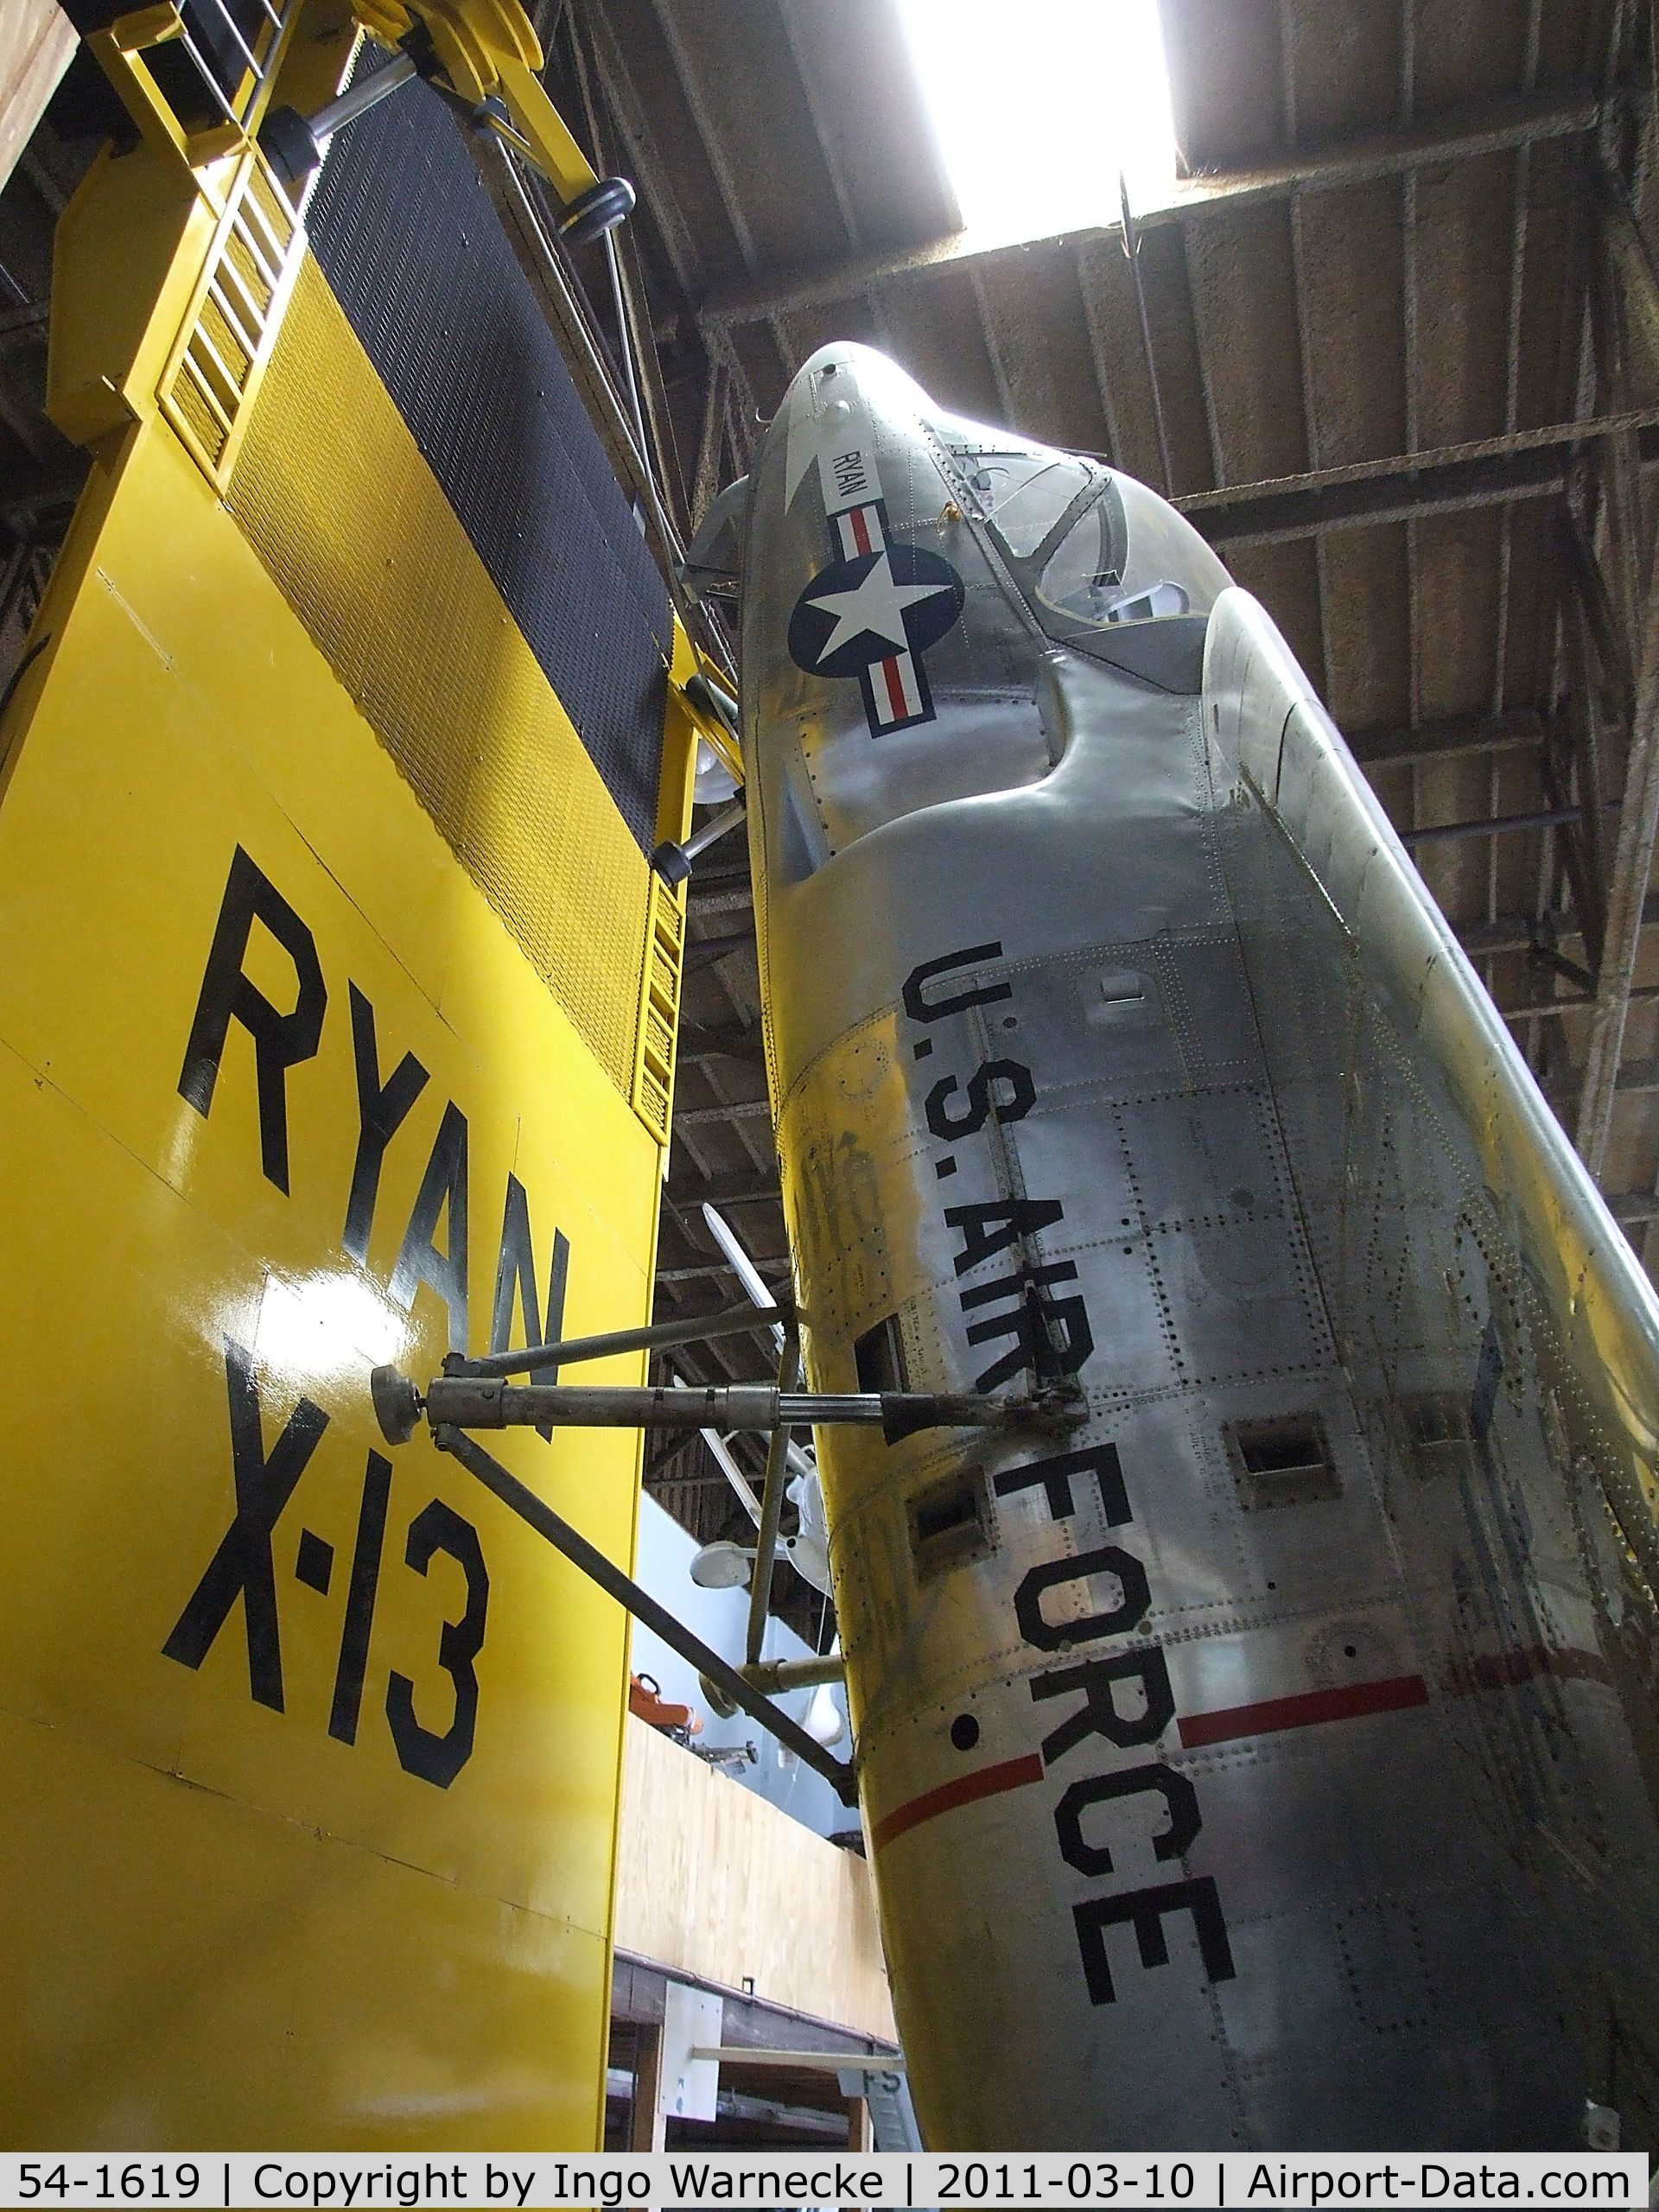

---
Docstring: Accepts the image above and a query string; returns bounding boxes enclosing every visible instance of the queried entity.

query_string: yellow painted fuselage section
[0,105,683,2145]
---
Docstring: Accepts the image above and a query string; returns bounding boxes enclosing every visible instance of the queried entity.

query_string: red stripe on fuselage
[874,1675,1436,1850]
[881,656,907,719]
[871,1751,1045,1853]
[849,505,873,556]
[1177,1672,1430,1750]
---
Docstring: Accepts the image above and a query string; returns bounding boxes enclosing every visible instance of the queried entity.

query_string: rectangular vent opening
[907,1470,992,1584]
[855,1313,910,1395]
[1226,1415,1339,1510]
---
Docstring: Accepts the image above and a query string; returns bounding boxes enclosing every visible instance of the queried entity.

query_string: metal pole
[741,1655,844,1695]
[490,146,736,687]
[455,1300,789,1379]
[603,230,650,465]
[701,1427,763,1524]
[1122,172,1175,498]
[681,794,747,864]
[303,49,418,140]
[435,1426,859,1802]
[702,1199,783,1342]
[192,0,270,88]
[429,1379,779,1429]
[747,1332,800,1666]
[1401,800,1619,846]
[416,1376,1013,1433]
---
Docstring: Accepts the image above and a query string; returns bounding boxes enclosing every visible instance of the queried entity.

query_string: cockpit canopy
[951,434,1230,685]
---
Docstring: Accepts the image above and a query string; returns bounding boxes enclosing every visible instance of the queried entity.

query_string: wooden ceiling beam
[694,89,1601,334]
[1349,709,1546,766]
[1179,409,1659,545]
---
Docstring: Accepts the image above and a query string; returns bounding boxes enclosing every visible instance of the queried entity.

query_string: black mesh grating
[307,68,671,851]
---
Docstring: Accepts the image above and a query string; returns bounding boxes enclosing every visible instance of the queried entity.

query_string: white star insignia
[809,551,954,664]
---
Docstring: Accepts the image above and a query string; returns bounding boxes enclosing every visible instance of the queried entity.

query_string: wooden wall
[614,1717,897,2042]
[1,0,73,195]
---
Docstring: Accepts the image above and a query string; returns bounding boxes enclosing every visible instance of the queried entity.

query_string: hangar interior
[533,0,1659,1623]
[4,0,1659,2161]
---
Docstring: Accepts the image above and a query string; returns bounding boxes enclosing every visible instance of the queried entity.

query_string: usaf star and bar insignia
[786,498,965,736]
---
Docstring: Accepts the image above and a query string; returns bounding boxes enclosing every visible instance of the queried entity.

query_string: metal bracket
[701,1649,843,1721]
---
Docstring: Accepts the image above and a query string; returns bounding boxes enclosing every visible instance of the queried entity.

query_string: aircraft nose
[768,342,938,546]
[787,340,918,410]
[748,344,973,754]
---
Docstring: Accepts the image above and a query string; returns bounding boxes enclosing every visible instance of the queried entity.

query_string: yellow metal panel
[491,52,595,200]
[227,256,654,1106]
[2,1709,608,2147]
[0,404,652,2145]
[46,137,217,448]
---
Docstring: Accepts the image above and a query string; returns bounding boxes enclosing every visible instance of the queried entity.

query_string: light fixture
[894,0,1178,252]
[803,1681,846,1748]
[690,1539,755,1590]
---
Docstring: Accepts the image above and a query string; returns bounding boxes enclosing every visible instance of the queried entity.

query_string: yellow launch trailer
[0,0,702,2149]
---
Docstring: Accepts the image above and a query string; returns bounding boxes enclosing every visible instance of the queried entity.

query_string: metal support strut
[454,1298,789,1380]
[747,1329,801,1665]
[433,1426,860,1802]
[375,1372,1016,1440]
[366,1305,1046,1797]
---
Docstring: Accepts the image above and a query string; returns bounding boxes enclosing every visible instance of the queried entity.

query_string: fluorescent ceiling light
[895,0,1178,251]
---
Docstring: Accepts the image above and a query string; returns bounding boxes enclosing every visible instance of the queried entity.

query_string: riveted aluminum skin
[738,341,1659,2152]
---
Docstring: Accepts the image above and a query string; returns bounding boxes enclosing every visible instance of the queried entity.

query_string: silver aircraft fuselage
[725,343,1659,2152]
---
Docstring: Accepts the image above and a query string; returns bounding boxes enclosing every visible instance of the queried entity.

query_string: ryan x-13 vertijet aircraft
[688,342,1659,2151]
